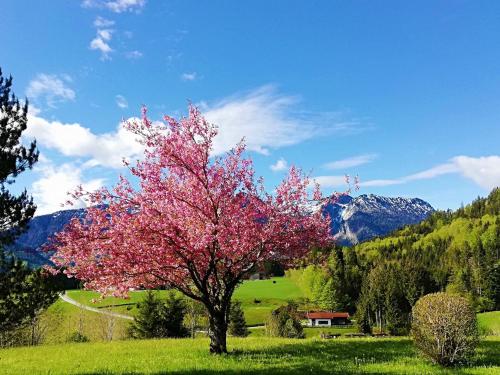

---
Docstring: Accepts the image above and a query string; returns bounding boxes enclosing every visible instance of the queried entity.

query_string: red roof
[306,311,350,319]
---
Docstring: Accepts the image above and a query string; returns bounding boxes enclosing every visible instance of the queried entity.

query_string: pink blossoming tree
[50,106,333,353]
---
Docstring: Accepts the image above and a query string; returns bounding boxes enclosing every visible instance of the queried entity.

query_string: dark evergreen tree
[128,291,163,339]
[0,252,59,346]
[0,68,39,245]
[129,291,188,339]
[355,297,372,334]
[486,261,500,310]
[0,68,60,347]
[228,300,248,337]
[162,291,189,338]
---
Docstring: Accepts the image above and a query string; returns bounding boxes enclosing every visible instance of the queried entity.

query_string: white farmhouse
[305,311,350,327]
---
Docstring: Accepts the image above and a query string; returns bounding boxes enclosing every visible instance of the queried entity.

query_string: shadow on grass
[472,339,500,367]
[74,338,500,375]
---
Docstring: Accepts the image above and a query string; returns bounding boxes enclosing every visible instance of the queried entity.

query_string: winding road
[60,292,134,320]
[60,293,266,329]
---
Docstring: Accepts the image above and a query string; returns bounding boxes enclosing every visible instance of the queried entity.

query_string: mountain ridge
[9,194,434,266]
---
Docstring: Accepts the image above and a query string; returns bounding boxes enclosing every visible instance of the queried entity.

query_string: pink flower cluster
[50,106,333,298]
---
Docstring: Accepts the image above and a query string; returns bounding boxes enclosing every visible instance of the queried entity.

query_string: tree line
[288,188,500,334]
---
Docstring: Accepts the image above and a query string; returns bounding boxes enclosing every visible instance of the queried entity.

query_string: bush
[67,332,89,343]
[411,292,479,366]
[265,302,304,338]
[228,301,248,337]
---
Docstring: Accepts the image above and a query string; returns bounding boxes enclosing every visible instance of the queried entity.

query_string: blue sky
[2,0,500,214]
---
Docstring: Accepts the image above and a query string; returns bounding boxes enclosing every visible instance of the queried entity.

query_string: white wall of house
[308,318,332,327]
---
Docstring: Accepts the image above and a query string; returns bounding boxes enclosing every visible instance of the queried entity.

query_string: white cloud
[97,29,113,40]
[94,16,115,28]
[359,178,401,187]
[202,85,355,155]
[90,37,113,59]
[125,50,143,59]
[105,0,146,13]
[452,155,500,190]
[324,153,378,170]
[404,163,459,182]
[362,155,500,190]
[181,72,197,81]
[115,94,128,109]
[312,175,347,188]
[26,113,144,169]
[32,159,105,215]
[90,17,114,60]
[270,158,288,172]
[82,0,146,13]
[26,74,75,108]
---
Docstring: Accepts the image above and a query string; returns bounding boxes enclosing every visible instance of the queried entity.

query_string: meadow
[3,277,499,374]
[478,311,500,336]
[66,276,303,326]
[35,277,307,343]
[41,278,498,345]
[1,336,499,374]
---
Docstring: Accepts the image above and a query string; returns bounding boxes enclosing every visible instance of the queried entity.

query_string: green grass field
[248,326,358,338]
[40,298,130,344]
[478,311,500,336]
[6,277,500,373]
[233,277,303,325]
[66,276,303,326]
[51,280,500,344]
[1,336,499,374]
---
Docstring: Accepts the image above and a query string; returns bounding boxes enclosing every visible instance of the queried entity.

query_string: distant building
[305,311,350,327]
[247,271,267,280]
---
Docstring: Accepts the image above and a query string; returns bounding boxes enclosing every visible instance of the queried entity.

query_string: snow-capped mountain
[9,194,434,266]
[323,194,434,245]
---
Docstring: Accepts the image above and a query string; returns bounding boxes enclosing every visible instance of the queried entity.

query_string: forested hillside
[288,188,500,334]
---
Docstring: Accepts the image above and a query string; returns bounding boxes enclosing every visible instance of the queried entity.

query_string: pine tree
[0,67,39,245]
[228,301,248,337]
[317,278,338,311]
[128,291,162,339]
[0,68,59,347]
[129,291,188,339]
[355,297,372,334]
[161,291,188,338]
[0,251,59,346]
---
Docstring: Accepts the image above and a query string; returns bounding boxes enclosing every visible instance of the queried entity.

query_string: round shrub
[67,332,89,343]
[265,302,304,338]
[411,292,479,366]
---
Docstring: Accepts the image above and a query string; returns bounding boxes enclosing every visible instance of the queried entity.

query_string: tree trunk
[208,310,228,354]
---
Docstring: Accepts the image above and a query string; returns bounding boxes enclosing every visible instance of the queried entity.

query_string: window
[317,319,330,326]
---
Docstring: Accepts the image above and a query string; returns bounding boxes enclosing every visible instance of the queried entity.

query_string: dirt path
[60,292,134,321]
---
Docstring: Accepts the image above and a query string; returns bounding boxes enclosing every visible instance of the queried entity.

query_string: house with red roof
[305,311,350,327]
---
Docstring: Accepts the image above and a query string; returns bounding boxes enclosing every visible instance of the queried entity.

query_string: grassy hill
[1,336,499,374]
[65,276,303,326]
[36,277,305,344]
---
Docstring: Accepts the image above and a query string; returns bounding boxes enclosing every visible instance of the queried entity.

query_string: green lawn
[1,336,499,374]
[478,311,500,336]
[66,277,304,326]
[248,326,358,338]
[233,277,303,325]
[40,298,130,344]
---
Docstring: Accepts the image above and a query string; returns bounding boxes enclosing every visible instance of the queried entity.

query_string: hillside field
[1,336,499,374]
[66,276,303,326]
[41,278,499,344]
